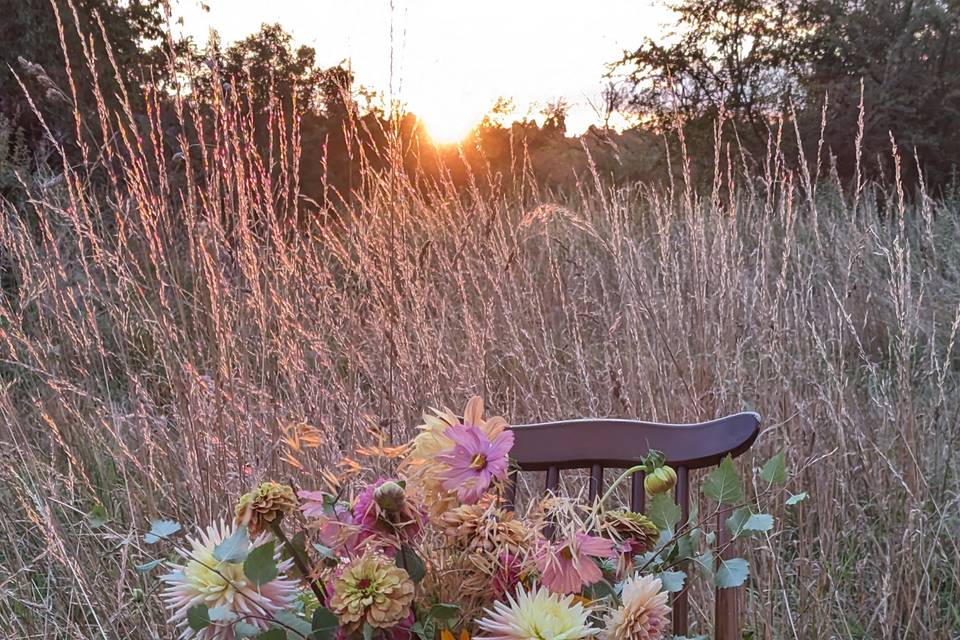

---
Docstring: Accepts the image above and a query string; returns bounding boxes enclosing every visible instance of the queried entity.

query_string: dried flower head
[235,481,297,536]
[597,510,659,556]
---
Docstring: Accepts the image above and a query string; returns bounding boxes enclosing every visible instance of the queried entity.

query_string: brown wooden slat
[630,472,646,512]
[589,464,604,501]
[509,412,759,471]
[672,466,691,635]
[546,465,560,492]
[715,506,738,639]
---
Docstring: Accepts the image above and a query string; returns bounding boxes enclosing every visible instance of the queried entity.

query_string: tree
[614,0,812,131]
[1,0,167,145]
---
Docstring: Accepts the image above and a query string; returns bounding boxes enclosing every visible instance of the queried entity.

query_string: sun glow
[416,103,483,145]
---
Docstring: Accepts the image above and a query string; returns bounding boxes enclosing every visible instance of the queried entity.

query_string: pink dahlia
[436,423,514,503]
[299,490,360,555]
[353,478,425,552]
[161,521,298,640]
[536,532,616,594]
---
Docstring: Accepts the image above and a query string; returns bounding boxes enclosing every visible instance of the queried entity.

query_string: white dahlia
[161,521,298,639]
[477,584,597,640]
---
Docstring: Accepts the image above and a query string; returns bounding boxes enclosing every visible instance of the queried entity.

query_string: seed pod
[373,481,407,513]
[644,465,678,495]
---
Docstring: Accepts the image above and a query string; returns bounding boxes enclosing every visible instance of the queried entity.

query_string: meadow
[1,61,959,638]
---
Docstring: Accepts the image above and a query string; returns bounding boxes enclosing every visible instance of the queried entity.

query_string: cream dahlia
[602,575,671,640]
[161,521,298,640]
[477,584,597,640]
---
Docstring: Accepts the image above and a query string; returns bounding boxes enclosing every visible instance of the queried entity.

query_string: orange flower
[440,630,471,640]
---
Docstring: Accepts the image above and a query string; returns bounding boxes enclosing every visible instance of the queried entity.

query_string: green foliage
[786,492,809,505]
[187,604,210,631]
[397,545,426,583]
[86,504,108,529]
[761,451,787,485]
[244,541,279,586]
[647,492,682,532]
[726,508,775,538]
[428,603,461,621]
[657,570,687,592]
[716,558,750,588]
[213,526,251,563]
[134,559,163,573]
[143,519,180,544]
[703,456,745,505]
[311,607,339,640]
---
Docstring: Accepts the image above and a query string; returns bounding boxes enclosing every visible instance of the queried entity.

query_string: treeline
[2,0,959,206]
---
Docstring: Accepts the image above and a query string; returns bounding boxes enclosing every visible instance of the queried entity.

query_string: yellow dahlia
[328,552,415,633]
[477,584,597,640]
[401,396,510,514]
[235,481,297,536]
[161,521,298,640]
[602,575,671,640]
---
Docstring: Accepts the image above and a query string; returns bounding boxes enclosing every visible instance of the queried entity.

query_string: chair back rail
[506,411,760,640]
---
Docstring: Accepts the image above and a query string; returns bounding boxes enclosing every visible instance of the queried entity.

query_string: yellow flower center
[470,453,488,471]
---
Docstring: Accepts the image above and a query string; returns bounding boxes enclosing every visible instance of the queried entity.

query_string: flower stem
[269,519,326,605]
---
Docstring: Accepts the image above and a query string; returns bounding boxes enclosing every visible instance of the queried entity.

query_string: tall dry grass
[1,20,959,639]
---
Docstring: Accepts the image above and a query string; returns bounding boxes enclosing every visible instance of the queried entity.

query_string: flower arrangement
[144,397,794,640]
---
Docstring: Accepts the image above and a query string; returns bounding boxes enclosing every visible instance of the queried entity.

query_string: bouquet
[145,397,792,640]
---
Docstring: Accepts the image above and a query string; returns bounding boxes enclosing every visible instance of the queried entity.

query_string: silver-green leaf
[715,557,750,588]
[243,540,278,586]
[702,456,744,505]
[144,519,181,544]
[213,525,251,563]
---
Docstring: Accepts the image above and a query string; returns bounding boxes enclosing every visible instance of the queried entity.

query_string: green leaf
[657,570,686,592]
[429,603,461,621]
[311,607,339,640]
[244,540,278,586]
[647,492,681,532]
[282,532,308,578]
[411,620,436,640]
[274,611,313,637]
[725,508,774,538]
[715,557,750,588]
[187,604,210,631]
[786,492,808,506]
[213,525,251,563]
[397,545,426,583]
[134,559,163,573]
[144,519,181,544]
[235,621,261,638]
[87,504,109,529]
[255,630,286,640]
[583,578,618,602]
[693,550,715,581]
[363,622,375,640]
[760,451,787,485]
[702,456,744,505]
[208,605,237,623]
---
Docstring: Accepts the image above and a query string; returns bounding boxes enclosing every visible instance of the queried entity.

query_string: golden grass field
[1,61,959,638]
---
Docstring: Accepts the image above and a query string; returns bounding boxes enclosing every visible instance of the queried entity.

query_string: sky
[171,0,671,142]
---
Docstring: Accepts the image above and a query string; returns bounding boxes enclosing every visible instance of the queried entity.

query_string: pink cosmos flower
[436,423,514,503]
[537,533,616,594]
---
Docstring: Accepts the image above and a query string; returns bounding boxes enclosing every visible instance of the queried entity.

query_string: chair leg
[714,508,739,640]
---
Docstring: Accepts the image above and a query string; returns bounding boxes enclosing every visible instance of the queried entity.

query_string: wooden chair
[506,412,760,639]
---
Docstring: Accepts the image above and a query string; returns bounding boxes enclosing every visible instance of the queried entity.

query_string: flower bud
[373,481,407,513]
[644,465,678,495]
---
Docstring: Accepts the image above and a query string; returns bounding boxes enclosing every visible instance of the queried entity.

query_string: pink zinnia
[537,533,616,594]
[436,423,514,503]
